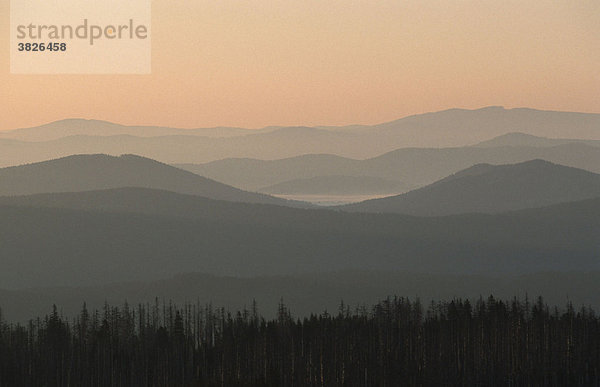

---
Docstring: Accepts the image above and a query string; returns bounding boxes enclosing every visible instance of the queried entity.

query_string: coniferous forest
[0,296,598,386]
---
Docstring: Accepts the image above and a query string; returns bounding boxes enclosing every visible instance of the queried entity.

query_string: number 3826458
[18,42,67,52]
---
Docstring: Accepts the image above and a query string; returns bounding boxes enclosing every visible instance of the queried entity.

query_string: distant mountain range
[0,119,263,141]
[0,187,598,289]
[1,108,599,319]
[1,107,599,166]
[475,132,600,148]
[179,142,600,191]
[0,154,308,207]
[342,160,600,215]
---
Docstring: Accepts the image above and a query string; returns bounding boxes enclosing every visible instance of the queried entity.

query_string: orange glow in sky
[1,0,599,130]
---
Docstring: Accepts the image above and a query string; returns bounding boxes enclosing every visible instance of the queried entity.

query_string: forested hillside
[1,190,599,288]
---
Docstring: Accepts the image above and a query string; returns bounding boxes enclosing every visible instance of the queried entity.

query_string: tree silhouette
[0,296,598,385]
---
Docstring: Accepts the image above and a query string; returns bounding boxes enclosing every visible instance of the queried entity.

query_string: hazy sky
[1,0,599,130]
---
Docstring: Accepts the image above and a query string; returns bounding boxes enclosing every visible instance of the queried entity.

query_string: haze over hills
[0,130,358,167]
[475,132,600,148]
[178,154,361,191]
[178,143,600,191]
[0,154,308,207]
[0,187,316,224]
[259,175,411,196]
[0,187,598,289]
[1,108,599,317]
[343,160,600,216]
[0,119,263,141]
[364,106,600,146]
[1,107,600,166]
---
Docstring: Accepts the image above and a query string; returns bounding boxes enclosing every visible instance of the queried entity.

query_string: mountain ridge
[0,187,598,289]
[2,107,600,166]
[0,154,310,208]
[178,142,600,190]
[342,160,600,215]
[476,132,600,148]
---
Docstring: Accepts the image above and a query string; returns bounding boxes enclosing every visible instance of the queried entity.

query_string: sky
[1,0,599,130]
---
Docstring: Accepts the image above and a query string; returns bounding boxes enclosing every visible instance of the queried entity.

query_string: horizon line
[3,105,600,133]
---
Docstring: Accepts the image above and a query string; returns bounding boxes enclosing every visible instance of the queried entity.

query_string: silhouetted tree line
[0,296,598,386]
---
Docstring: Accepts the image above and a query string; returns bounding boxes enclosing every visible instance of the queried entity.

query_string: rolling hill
[0,154,308,207]
[342,160,600,215]
[0,188,597,289]
[475,132,600,148]
[1,107,599,167]
[178,143,600,190]
[178,154,361,190]
[0,119,261,141]
[365,106,600,145]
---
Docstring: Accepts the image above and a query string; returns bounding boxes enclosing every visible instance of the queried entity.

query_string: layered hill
[475,132,600,148]
[0,154,307,207]
[0,188,598,289]
[1,107,600,166]
[179,143,600,190]
[343,160,600,215]
[0,119,260,141]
